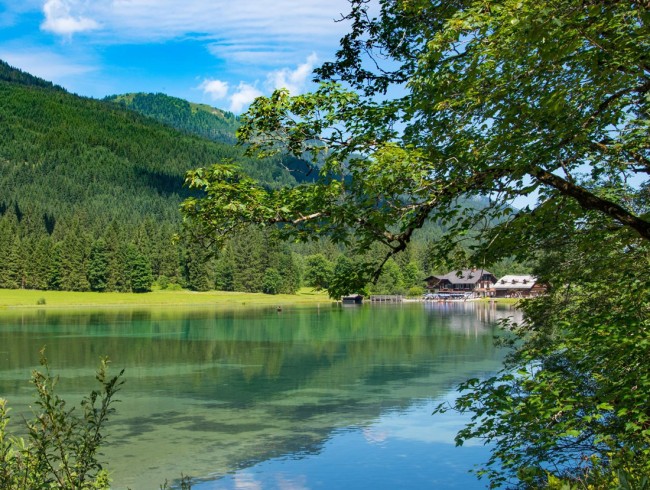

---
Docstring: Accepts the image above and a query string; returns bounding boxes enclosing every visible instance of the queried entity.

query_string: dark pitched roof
[427,269,495,285]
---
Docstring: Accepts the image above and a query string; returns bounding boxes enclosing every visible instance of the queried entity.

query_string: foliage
[406,286,424,298]
[437,216,650,487]
[371,258,404,295]
[262,268,283,295]
[327,255,371,299]
[0,350,124,489]
[128,245,154,293]
[303,254,333,291]
[180,0,650,486]
[183,0,649,274]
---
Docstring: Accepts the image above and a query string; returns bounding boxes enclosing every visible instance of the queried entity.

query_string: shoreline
[0,288,519,311]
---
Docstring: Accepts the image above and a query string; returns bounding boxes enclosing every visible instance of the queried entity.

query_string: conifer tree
[88,239,110,292]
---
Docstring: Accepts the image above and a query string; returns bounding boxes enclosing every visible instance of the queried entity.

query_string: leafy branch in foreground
[0,350,124,489]
[183,0,650,279]
[181,0,650,486]
[436,213,650,487]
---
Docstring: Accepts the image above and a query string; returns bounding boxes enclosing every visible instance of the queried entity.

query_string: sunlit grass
[0,288,331,309]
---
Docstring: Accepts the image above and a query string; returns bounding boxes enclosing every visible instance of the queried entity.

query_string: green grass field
[0,288,332,309]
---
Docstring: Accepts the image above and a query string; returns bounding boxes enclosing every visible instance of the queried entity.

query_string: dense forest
[0,60,523,296]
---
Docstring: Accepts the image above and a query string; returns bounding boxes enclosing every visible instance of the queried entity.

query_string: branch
[532,167,650,240]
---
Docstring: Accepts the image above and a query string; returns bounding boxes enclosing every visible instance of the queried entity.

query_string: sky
[0,0,351,113]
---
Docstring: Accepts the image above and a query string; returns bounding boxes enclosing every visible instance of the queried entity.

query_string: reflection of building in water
[424,301,523,336]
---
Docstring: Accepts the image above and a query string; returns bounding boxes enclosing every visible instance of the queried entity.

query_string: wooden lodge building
[424,269,497,298]
[424,270,547,299]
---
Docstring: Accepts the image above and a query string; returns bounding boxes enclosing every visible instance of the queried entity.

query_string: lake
[0,301,518,489]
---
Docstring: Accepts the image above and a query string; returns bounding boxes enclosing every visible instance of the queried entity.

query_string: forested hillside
[0,60,303,293]
[104,92,311,179]
[104,92,239,144]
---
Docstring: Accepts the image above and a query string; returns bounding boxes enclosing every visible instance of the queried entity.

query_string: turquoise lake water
[0,301,518,489]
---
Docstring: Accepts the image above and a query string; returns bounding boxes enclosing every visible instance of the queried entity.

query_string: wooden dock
[369,295,404,303]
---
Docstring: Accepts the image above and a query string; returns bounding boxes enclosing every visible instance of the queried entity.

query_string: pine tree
[127,244,153,293]
[214,244,235,291]
[88,239,109,292]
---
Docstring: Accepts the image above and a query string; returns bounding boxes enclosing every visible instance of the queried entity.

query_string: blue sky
[0,0,350,112]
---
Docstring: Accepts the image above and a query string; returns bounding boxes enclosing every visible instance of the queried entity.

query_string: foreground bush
[0,350,123,489]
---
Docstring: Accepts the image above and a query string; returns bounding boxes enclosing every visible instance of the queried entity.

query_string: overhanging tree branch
[532,166,650,240]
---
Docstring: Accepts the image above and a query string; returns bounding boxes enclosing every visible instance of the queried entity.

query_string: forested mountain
[0,60,302,293]
[103,92,311,179]
[0,73,298,227]
[104,92,239,144]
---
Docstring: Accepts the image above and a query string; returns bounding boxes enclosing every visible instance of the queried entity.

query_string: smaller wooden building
[493,275,546,298]
[341,294,363,304]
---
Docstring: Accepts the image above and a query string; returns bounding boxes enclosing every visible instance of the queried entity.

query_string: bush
[0,350,124,489]
[157,275,170,290]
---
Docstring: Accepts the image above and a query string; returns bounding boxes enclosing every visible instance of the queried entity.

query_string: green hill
[104,92,239,144]
[104,92,311,178]
[0,68,298,228]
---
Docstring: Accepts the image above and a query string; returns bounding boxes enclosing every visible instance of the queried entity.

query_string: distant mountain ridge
[104,92,239,144]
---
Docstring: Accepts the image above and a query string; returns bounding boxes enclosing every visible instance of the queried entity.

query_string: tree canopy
[182,0,650,486]
[184,0,649,272]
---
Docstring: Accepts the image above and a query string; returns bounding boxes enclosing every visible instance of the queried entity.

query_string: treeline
[0,59,65,92]
[0,206,302,294]
[0,200,529,295]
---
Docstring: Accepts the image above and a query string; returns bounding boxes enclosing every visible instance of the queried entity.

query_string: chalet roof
[426,269,495,285]
[493,275,538,290]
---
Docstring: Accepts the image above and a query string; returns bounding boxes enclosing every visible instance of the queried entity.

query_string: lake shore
[0,287,332,310]
[0,288,520,311]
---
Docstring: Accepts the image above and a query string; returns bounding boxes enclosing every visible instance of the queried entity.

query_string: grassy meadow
[0,288,332,310]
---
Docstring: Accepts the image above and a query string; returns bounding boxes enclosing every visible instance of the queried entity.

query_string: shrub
[0,349,124,489]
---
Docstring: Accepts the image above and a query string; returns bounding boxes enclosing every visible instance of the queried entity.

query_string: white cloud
[36,0,349,64]
[228,82,263,113]
[199,54,319,113]
[199,79,229,100]
[265,52,317,95]
[41,0,100,35]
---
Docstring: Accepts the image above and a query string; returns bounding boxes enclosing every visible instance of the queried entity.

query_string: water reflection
[0,303,515,489]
